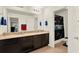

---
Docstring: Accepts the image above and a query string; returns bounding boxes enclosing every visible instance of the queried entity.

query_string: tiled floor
[31,41,67,53]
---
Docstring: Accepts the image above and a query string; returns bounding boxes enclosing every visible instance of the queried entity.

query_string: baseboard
[55,38,65,44]
[48,44,54,48]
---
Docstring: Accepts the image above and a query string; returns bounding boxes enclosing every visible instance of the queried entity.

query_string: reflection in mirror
[45,20,48,26]
[10,17,19,32]
[40,21,42,26]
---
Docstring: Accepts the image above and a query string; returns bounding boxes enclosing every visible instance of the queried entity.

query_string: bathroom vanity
[0,31,49,53]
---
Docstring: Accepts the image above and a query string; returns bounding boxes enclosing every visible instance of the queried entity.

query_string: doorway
[55,15,64,41]
[54,8,68,47]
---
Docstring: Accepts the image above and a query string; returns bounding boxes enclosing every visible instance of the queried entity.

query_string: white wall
[0,7,2,14]
[67,7,75,53]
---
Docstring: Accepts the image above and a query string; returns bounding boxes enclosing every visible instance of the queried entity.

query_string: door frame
[53,8,68,45]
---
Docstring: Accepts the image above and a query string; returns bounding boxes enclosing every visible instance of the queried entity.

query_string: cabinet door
[0,38,19,53]
[41,34,49,46]
[0,40,4,52]
[19,36,33,52]
[33,35,42,49]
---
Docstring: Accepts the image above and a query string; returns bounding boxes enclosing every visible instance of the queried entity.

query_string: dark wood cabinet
[41,34,49,46]
[33,35,42,49]
[0,33,49,53]
[19,36,33,52]
[0,38,19,53]
[33,34,49,50]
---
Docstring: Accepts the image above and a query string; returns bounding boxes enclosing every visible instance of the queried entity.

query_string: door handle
[74,37,78,39]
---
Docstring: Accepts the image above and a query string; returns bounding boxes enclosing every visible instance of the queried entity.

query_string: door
[68,7,79,53]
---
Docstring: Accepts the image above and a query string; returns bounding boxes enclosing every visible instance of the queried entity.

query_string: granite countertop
[0,30,49,40]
